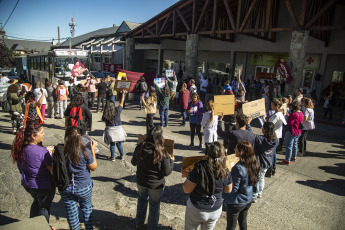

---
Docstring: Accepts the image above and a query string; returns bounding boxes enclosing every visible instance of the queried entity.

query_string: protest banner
[154,78,166,88]
[71,60,87,77]
[114,80,132,91]
[138,134,174,155]
[242,98,266,118]
[214,95,235,115]
[181,154,239,177]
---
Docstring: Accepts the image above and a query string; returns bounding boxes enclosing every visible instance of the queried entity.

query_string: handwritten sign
[214,95,235,115]
[138,134,174,155]
[242,98,266,118]
[114,80,132,91]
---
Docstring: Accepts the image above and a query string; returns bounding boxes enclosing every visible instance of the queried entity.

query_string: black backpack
[53,144,70,191]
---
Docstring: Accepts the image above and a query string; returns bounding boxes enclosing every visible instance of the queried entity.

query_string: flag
[71,60,87,77]
[274,57,293,83]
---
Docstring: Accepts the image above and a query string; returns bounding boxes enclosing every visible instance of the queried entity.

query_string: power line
[7,33,56,39]
[7,35,68,42]
[3,0,20,28]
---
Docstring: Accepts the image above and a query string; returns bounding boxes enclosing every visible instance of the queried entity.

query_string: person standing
[96,78,107,113]
[201,100,218,154]
[299,98,315,156]
[225,141,260,230]
[84,75,98,109]
[11,124,56,227]
[7,84,25,133]
[131,126,174,230]
[61,126,98,230]
[102,90,127,161]
[181,142,232,230]
[292,88,303,106]
[33,82,48,121]
[323,91,336,120]
[199,75,208,103]
[46,82,55,119]
[178,83,190,126]
[56,80,69,119]
[135,76,148,110]
[187,93,204,149]
[166,75,178,109]
[24,91,44,126]
[154,82,170,127]
[141,89,158,134]
[68,78,78,101]
[189,79,197,96]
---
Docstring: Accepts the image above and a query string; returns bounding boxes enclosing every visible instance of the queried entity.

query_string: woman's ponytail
[11,127,25,163]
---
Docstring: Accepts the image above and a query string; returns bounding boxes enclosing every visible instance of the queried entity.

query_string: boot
[271,167,276,176]
[265,168,272,178]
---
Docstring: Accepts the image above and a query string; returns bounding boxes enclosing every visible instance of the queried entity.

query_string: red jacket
[178,89,190,109]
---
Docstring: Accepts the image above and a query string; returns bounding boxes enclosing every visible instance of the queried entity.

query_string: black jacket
[64,104,92,135]
[131,142,174,189]
[97,82,107,95]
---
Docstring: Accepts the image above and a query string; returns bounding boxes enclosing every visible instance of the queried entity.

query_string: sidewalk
[314,104,345,127]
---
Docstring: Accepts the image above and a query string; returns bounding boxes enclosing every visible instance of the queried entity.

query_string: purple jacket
[187,101,203,124]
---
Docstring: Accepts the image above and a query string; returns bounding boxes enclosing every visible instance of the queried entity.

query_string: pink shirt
[56,85,69,101]
[84,79,98,92]
[287,111,304,136]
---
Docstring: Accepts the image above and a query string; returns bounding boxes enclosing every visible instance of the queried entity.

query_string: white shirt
[33,88,48,104]
[302,107,315,130]
[201,111,218,143]
[200,78,208,92]
[269,111,287,139]
[0,77,9,84]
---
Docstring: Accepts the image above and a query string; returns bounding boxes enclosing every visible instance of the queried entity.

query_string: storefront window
[332,71,344,83]
[255,66,277,80]
[207,63,230,76]
[303,70,314,87]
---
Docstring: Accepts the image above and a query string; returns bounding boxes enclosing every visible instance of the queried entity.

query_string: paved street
[0,100,345,230]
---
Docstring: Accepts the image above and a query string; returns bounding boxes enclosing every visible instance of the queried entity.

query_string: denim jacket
[224,162,253,207]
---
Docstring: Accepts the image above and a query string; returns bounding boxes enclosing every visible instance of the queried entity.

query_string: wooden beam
[159,12,171,36]
[265,0,271,31]
[215,29,236,34]
[305,0,337,28]
[195,0,210,32]
[146,27,155,37]
[309,25,345,31]
[156,21,159,36]
[197,30,214,35]
[269,27,294,32]
[212,0,218,33]
[223,0,236,30]
[176,8,191,31]
[236,0,242,31]
[239,0,258,32]
[160,33,175,38]
[285,0,299,28]
[173,9,176,35]
[300,0,308,26]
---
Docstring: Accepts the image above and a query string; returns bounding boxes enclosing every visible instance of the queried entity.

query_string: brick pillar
[125,38,135,71]
[286,30,309,94]
[185,34,199,79]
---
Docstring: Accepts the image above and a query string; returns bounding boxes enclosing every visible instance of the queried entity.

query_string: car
[90,71,105,79]
[101,71,115,78]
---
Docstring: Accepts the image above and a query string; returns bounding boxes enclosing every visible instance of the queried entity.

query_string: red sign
[118,69,156,93]
[256,72,276,80]
[103,63,123,74]
[274,57,293,83]
[71,60,87,77]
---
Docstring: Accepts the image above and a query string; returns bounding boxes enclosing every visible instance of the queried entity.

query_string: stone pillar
[157,48,164,76]
[125,38,135,71]
[230,51,236,80]
[185,34,199,79]
[286,30,309,94]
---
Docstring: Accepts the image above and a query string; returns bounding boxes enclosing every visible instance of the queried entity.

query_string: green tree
[0,43,14,68]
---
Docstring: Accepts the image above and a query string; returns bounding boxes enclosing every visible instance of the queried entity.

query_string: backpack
[140,81,148,93]
[68,107,83,127]
[225,90,234,95]
[3,93,11,112]
[52,144,70,191]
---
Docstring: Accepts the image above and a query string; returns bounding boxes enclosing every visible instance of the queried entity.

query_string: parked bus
[27,49,90,86]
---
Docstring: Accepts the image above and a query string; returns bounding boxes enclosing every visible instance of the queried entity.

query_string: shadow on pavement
[319,163,345,177]
[88,129,103,137]
[43,123,65,130]
[0,141,12,150]
[296,178,345,196]
[0,213,19,226]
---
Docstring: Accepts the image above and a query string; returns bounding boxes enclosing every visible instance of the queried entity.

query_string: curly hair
[102,100,118,124]
[303,98,314,109]
[207,142,229,180]
[64,126,87,165]
[7,84,18,95]
[271,98,282,109]
[236,140,260,186]
[11,124,43,164]
[263,122,276,142]
[69,93,84,108]
[289,101,300,112]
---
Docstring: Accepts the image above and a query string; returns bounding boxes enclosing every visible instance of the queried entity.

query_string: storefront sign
[256,72,276,80]
[304,54,320,70]
[274,57,293,83]
[103,63,123,73]
[55,50,88,56]
[252,53,289,66]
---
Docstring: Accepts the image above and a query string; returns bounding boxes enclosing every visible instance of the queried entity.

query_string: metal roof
[3,39,51,52]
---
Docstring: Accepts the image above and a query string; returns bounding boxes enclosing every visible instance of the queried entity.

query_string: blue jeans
[139,93,146,108]
[285,131,300,162]
[135,184,164,230]
[181,107,187,125]
[253,168,268,199]
[110,142,124,157]
[159,106,169,126]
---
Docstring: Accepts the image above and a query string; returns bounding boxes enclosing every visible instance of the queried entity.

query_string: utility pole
[57,26,60,44]
[69,18,75,50]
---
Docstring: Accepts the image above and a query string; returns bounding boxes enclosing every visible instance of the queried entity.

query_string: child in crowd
[201,100,218,154]
[154,82,170,127]
[141,88,158,134]
[187,93,204,149]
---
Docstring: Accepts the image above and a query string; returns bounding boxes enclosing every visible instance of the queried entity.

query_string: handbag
[297,112,304,130]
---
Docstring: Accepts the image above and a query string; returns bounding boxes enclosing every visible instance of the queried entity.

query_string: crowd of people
[2,69,335,230]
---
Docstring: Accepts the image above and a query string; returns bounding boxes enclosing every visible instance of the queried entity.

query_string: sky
[0,0,179,42]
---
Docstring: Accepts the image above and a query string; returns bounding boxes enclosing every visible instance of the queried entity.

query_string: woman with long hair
[154,81,170,127]
[187,93,203,149]
[182,142,232,230]
[61,126,97,230]
[280,102,304,165]
[11,124,56,227]
[201,100,218,154]
[299,98,315,156]
[141,88,158,134]
[131,126,174,230]
[225,140,260,230]
[178,83,190,126]
[24,91,44,126]
[102,90,127,161]
[33,81,48,120]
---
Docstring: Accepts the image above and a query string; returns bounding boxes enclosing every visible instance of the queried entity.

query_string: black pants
[190,123,202,145]
[146,113,155,134]
[323,107,333,120]
[88,92,95,109]
[226,203,252,230]
[277,125,287,152]
[224,122,237,150]
[24,186,56,223]
[97,94,106,112]
[298,130,309,155]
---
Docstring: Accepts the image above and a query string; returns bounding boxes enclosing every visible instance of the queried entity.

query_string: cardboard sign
[214,95,235,116]
[117,72,127,80]
[242,98,266,118]
[138,134,174,155]
[114,80,132,91]
[182,154,239,177]
[154,78,165,88]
